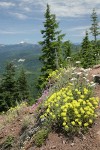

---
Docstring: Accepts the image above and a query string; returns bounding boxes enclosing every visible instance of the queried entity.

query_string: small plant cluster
[33,128,49,147]
[46,67,74,90]
[47,68,65,82]
[7,101,27,118]
[40,84,99,133]
[47,67,95,92]
[2,135,14,149]
[1,102,27,125]
[21,115,33,131]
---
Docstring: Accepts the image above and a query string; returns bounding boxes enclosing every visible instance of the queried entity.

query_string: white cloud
[23,7,31,12]
[5,0,99,19]
[1,0,100,19]
[10,12,28,20]
[64,25,92,38]
[0,31,17,34]
[20,0,100,18]
[0,2,15,7]
[71,34,84,37]
[47,0,100,17]
[0,30,37,35]
[68,25,90,32]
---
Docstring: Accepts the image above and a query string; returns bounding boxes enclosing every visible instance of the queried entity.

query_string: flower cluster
[40,84,99,132]
[46,67,96,99]
[47,68,67,82]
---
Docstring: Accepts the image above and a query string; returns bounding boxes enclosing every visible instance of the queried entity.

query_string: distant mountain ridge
[0,42,81,73]
[0,43,41,53]
[0,43,42,73]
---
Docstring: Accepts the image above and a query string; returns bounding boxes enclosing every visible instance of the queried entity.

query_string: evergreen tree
[38,4,64,89]
[0,63,17,111]
[17,69,29,101]
[90,9,100,43]
[0,85,6,111]
[62,41,71,60]
[81,31,95,68]
[81,31,90,56]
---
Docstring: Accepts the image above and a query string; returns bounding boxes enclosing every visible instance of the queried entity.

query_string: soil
[0,66,100,150]
[0,107,30,146]
[32,115,100,150]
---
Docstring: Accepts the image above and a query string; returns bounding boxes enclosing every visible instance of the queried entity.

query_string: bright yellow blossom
[63,122,66,126]
[71,121,75,126]
[84,123,89,127]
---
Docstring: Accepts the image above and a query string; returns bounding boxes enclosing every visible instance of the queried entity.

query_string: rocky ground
[0,66,100,150]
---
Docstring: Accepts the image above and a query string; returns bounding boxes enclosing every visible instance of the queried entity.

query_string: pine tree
[0,85,6,111]
[81,31,90,56]
[0,63,17,111]
[17,69,29,101]
[81,31,95,68]
[62,41,71,60]
[90,9,100,43]
[39,4,64,89]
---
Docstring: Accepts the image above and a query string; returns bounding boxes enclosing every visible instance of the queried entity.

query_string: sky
[0,0,100,45]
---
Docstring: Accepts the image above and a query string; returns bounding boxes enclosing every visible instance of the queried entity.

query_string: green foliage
[62,41,72,59]
[39,4,65,89]
[3,135,14,149]
[0,63,30,112]
[0,63,17,111]
[90,40,100,65]
[74,10,100,68]
[34,128,49,147]
[61,41,72,67]
[17,69,29,101]
[81,31,95,68]
[21,115,32,131]
[0,43,42,99]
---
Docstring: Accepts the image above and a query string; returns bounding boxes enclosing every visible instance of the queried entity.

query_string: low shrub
[3,135,14,149]
[40,83,99,133]
[34,128,49,147]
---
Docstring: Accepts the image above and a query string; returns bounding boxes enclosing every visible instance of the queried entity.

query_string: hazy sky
[0,0,100,44]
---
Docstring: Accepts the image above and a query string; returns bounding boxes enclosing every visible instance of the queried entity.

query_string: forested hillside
[0,43,80,73]
[0,43,81,98]
[0,43,42,73]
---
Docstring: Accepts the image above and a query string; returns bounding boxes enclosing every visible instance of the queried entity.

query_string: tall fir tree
[62,41,71,59]
[81,31,90,56]
[81,31,95,68]
[0,63,18,111]
[0,84,6,112]
[17,69,29,101]
[61,41,72,67]
[90,9,100,43]
[39,4,64,89]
